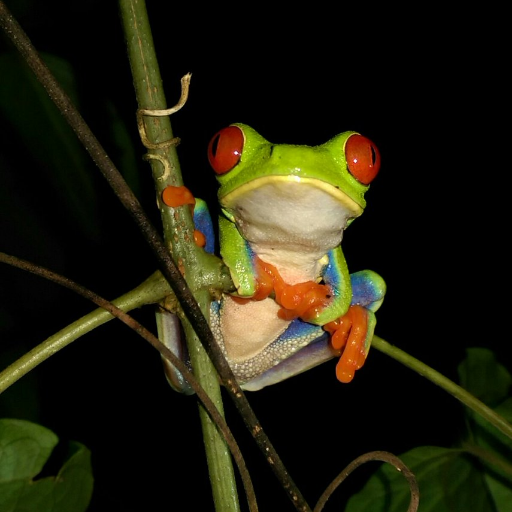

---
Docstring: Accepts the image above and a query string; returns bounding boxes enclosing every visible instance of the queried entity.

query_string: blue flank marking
[279,317,323,341]
[193,198,216,254]
[322,250,342,298]
[350,270,386,309]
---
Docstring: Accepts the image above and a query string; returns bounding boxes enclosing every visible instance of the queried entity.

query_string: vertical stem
[118,1,240,510]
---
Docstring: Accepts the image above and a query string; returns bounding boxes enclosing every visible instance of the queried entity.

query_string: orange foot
[324,305,369,383]
[253,257,331,320]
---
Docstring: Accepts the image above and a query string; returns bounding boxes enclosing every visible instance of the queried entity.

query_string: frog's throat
[221,175,364,217]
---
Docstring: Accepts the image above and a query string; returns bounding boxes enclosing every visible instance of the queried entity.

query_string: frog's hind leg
[350,270,386,311]
[156,308,195,395]
[240,327,336,391]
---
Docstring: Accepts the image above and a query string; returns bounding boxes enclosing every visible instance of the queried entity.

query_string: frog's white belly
[220,180,354,362]
[220,296,289,362]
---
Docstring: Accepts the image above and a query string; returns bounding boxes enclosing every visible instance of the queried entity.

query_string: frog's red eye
[208,125,244,175]
[345,134,381,185]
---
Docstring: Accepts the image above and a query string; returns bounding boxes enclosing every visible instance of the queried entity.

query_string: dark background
[0,1,508,510]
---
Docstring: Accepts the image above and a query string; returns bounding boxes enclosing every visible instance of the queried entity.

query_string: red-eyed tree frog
[158,124,386,393]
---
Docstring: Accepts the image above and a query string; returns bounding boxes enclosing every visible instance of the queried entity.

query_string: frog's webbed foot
[324,305,376,383]
[252,256,331,320]
[276,281,332,321]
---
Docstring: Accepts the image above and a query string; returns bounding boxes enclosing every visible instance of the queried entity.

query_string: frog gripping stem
[206,124,385,389]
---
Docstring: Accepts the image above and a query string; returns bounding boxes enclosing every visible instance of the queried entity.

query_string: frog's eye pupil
[345,134,381,185]
[370,145,378,166]
[210,134,220,156]
[208,125,244,175]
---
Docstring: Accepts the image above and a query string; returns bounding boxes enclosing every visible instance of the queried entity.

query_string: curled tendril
[314,450,419,512]
[143,153,170,181]
[136,73,191,149]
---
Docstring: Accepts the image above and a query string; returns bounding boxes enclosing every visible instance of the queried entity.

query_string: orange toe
[328,305,369,383]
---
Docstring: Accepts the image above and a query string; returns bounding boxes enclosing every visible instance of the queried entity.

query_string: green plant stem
[0,271,169,394]
[118,2,240,510]
[372,335,512,440]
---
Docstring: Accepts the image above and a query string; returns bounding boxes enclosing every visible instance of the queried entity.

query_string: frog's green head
[208,123,380,222]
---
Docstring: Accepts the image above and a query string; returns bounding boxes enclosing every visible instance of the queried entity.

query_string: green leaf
[0,419,93,512]
[458,348,512,406]
[0,418,57,481]
[463,397,512,510]
[457,349,512,508]
[345,446,496,512]
[483,472,512,512]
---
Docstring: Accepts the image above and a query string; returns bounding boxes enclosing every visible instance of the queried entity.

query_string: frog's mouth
[221,175,363,217]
